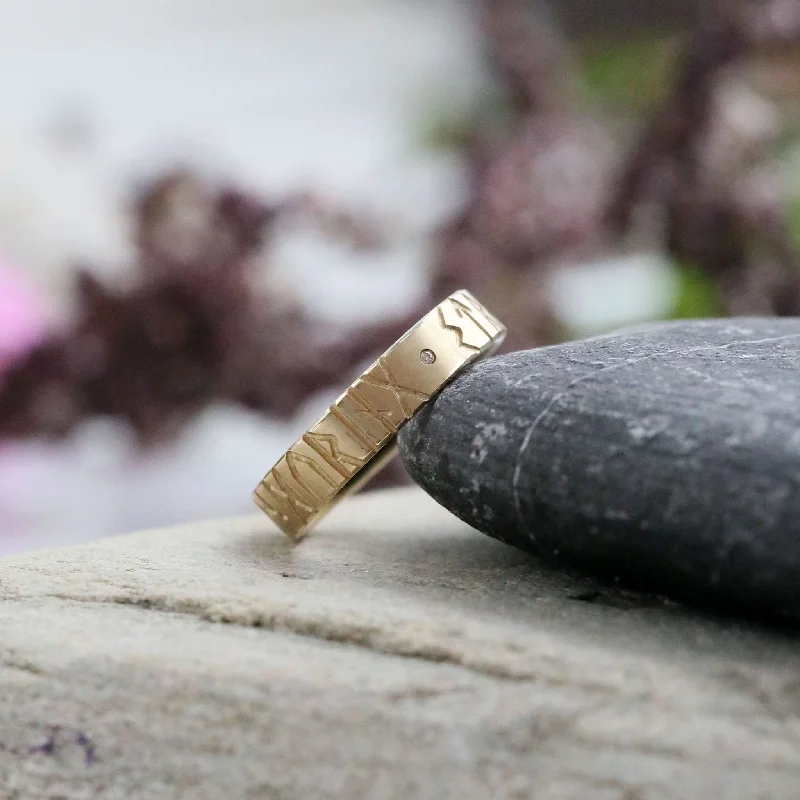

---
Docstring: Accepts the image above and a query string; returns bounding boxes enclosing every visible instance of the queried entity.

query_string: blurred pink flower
[0,260,47,372]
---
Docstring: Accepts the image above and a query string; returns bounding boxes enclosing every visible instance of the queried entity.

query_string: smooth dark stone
[398,318,800,619]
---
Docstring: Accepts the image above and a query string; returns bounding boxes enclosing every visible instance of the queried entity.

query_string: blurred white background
[0,0,489,552]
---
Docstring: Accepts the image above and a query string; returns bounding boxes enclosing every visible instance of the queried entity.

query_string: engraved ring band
[253,289,507,540]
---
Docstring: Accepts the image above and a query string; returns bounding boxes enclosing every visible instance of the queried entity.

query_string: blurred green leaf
[671,262,724,320]
[419,90,517,152]
[785,193,800,250]
[578,35,680,112]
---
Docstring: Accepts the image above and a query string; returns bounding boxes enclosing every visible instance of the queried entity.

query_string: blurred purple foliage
[3,0,800,447]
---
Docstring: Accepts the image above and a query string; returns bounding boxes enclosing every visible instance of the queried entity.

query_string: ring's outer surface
[253,289,506,540]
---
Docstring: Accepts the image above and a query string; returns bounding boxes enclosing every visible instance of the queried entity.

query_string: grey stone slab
[0,488,799,798]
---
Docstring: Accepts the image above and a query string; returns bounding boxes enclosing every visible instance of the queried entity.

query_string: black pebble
[398,318,800,619]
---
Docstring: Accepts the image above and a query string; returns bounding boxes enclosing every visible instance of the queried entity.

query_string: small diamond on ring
[420,349,436,365]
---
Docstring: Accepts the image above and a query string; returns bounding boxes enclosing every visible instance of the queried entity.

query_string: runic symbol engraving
[329,401,384,451]
[303,431,369,478]
[347,384,397,434]
[285,449,338,500]
[256,469,316,525]
[360,357,431,419]
[458,293,502,334]
[438,297,494,351]
[451,297,493,338]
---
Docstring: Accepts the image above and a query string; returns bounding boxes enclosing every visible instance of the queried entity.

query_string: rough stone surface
[1,487,800,798]
[398,318,800,619]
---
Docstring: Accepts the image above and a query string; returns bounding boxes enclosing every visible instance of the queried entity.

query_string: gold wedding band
[253,289,506,540]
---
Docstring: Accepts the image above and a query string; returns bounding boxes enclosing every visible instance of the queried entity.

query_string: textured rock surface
[399,318,800,619]
[1,487,800,798]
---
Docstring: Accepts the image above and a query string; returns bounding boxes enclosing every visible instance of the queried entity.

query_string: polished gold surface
[253,290,506,540]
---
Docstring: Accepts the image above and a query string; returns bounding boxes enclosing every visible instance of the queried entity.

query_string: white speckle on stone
[628,415,670,445]
[479,422,507,441]
[471,434,488,464]
[472,422,508,463]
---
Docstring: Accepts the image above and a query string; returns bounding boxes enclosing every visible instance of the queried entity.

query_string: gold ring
[253,289,506,540]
